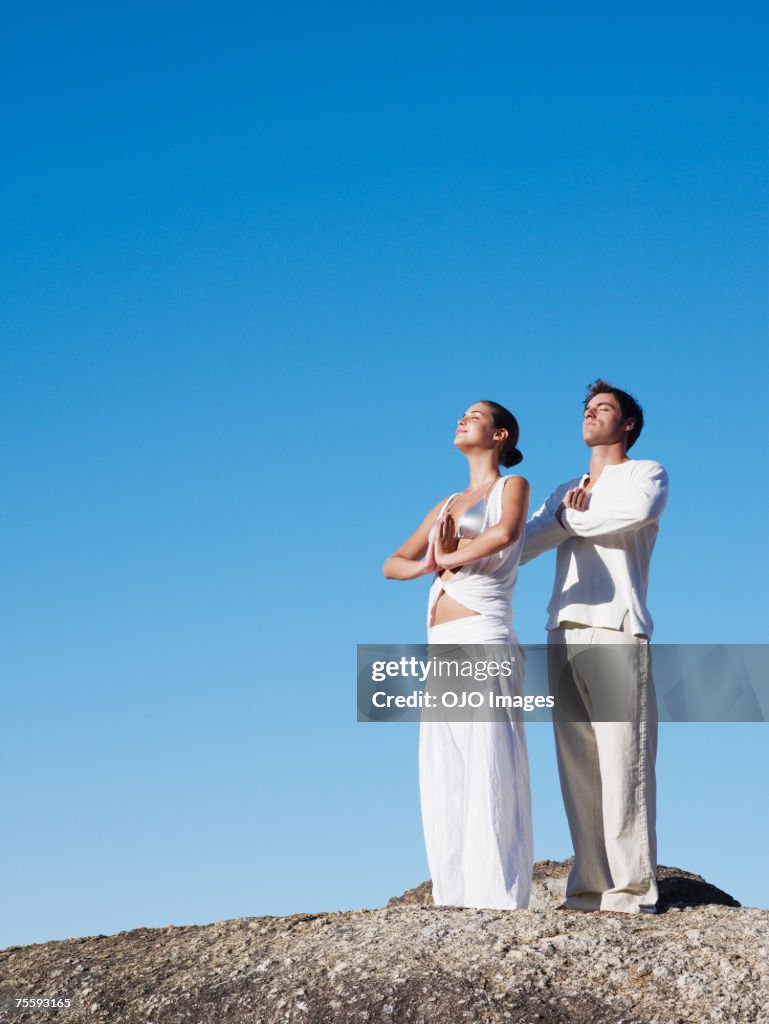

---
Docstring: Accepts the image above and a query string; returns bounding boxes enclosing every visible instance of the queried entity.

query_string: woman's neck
[466,454,501,490]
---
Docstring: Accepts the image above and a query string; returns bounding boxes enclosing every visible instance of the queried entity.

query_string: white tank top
[427,475,524,631]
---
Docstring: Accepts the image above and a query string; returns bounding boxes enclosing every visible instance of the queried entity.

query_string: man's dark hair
[584,378,644,450]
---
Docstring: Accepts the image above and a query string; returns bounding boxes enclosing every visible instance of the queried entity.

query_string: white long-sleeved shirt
[521,459,669,638]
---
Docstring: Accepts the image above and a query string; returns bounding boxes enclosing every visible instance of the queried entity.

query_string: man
[521,379,668,914]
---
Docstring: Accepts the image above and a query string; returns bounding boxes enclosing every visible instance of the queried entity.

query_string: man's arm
[560,461,668,538]
[520,484,572,565]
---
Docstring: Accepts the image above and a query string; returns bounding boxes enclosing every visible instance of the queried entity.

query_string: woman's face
[454,403,504,453]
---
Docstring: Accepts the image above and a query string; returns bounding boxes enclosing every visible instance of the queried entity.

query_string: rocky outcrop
[387,859,743,912]
[0,862,765,1024]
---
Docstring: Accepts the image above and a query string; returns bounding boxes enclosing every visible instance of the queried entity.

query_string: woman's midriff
[430,539,480,627]
[431,587,480,626]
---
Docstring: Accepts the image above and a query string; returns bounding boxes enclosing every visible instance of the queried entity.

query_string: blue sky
[1,1,767,947]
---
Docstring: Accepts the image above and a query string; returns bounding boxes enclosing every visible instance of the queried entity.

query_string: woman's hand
[382,495,454,581]
[421,535,439,575]
[434,514,463,571]
[440,513,459,553]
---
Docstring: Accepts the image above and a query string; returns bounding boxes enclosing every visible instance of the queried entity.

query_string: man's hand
[556,486,590,525]
[564,486,590,510]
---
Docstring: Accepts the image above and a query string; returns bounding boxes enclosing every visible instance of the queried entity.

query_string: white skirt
[419,613,533,909]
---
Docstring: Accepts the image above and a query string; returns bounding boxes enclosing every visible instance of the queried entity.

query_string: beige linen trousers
[548,618,658,913]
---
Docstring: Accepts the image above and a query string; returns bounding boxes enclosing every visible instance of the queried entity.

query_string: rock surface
[0,861,766,1024]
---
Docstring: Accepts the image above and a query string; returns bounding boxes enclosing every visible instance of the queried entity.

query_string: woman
[383,400,533,910]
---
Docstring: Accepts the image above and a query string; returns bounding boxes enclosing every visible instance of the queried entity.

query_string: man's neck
[587,444,630,484]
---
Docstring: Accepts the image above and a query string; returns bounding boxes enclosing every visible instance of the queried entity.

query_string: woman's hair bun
[501,446,523,468]
[480,400,523,468]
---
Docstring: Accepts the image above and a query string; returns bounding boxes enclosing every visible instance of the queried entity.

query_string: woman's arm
[382,497,450,581]
[435,477,530,572]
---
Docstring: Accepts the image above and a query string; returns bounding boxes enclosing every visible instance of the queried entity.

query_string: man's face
[582,392,634,448]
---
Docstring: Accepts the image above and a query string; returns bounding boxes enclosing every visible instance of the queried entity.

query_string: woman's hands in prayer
[421,536,439,574]
[433,514,463,573]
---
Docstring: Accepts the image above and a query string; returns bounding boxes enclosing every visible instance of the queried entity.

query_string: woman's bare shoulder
[501,474,530,491]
